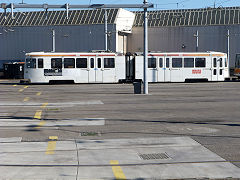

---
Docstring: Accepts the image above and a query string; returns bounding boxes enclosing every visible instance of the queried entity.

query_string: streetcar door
[147,57,158,82]
[158,57,164,82]
[88,57,96,83]
[212,57,224,81]
[171,57,183,82]
[96,57,103,83]
[103,57,116,82]
[164,57,171,82]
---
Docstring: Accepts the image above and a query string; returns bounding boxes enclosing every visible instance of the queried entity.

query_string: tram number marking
[44,69,62,76]
[192,69,201,74]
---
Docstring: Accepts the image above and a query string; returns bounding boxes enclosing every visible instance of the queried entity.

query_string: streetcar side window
[195,58,206,67]
[166,58,169,68]
[51,58,62,69]
[148,58,156,68]
[172,58,182,68]
[159,58,163,68]
[76,58,87,68]
[26,58,36,68]
[64,58,75,68]
[38,58,43,68]
[213,58,217,67]
[184,58,194,68]
[97,58,101,68]
[90,58,94,68]
[225,58,228,67]
[219,58,223,67]
[104,58,115,68]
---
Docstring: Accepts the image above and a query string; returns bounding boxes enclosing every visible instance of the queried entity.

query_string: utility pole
[105,9,108,51]
[227,29,230,65]
[194,30,199,52]
[52,29,55,52]
[143,0,148,94]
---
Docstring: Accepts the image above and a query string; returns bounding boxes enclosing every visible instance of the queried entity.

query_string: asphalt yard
[0,80,240,179]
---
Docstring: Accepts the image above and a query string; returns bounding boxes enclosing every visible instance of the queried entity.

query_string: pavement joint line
[41,102,48,108]
[46,136,58,155]
[110,160,127,180]
[23,97,30,102]
[24,86,29,89]
[36,92,42,96]
[34,110,42,119]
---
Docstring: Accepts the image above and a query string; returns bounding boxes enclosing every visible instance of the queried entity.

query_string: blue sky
[2,0,240,10]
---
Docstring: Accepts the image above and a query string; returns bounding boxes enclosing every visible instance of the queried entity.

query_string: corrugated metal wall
[0,24,116,61]
[128,25,240,68]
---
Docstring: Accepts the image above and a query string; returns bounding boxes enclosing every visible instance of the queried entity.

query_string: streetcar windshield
[236,54,240,68]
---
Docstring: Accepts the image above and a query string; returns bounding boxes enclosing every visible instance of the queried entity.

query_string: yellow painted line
[19,89,24,92]
[110,160,127,180]
[36,92,42,96]
[23,97,30,102]
[24,86,29,89]
[34,110,42,119]
[41,102,48,109]
[13,84,17,87]
[46,136,58,155]
[34,121,46,129]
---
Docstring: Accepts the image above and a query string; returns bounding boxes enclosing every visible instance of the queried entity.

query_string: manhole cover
[139,153,170,160]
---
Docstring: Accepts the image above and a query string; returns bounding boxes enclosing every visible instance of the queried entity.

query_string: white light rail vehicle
[24,51,229,83]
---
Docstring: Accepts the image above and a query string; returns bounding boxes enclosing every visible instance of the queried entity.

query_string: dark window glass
[213,58,217,67]
[64,58,75,68]
[166,58,169,68]
[184,58,194,68]
[38,58,43,68]
[220,69,223,75]
[219,58,223,67]
[97,58,101,68]
[225,58,228,67]
[148,58,156,68]
[159,58,163,68]
[104,58,115,68]
[51,58,62,69]
[172,58,182,68]
[76,58,87,68]
[214,69,217,75]
[195,58,206,67]
[91,58,94,68]
[26,58,36,68]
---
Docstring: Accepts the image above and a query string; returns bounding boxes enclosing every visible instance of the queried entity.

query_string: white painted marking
[0,137,22,143]
[0,113,9,116]
[0,100,104,107]
[0,118,105,126]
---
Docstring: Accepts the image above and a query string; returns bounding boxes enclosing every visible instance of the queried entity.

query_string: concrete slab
[0,137,22,143]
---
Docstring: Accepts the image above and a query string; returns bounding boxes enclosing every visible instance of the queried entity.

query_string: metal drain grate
[139,153,170,160]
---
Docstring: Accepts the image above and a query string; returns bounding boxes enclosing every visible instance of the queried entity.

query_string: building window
[195,58,206,67]
[184,58,194,68]
[97,58,101,68]
[148,58,156,68]
[26,58,36,68]
[76,58,87,68]
[159,58,163,68]
[104,58,115,68]
[38,58,43,68]
[51,58,62,69]
[64,58,75,68]
[172,58,182,68]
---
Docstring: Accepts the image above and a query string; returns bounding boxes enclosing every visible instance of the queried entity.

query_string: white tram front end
[134,52,229,82]
[24,52,126,83]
